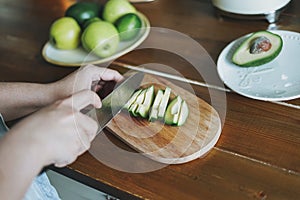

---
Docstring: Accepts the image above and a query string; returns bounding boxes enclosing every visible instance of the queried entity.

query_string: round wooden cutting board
[107,74,222,164]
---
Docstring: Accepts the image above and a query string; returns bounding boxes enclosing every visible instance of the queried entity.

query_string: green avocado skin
[232,31,283,67]
[65,2,102,27]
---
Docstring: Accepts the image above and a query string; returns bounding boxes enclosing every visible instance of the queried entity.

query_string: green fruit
[124,89,142,110]
[164,96,189,126]
[65,2,101,27]
[148,89,164,121]
[157,87,171,118]
[129,89,146,116]
[136,86,154,118]
[177,100,189,126]
[103,0,136,24]
[232,30,283,67]
[125,85,189,126]
[164,96,182,125]
[82,17,102,29]
[81,21,119,58]
[49,17,81,50]
[115,13,142,41]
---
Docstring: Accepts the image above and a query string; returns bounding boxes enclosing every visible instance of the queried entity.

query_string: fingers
[53,91,100,168]
[66,90,100,145]
[74,111,98,144]
[66,90,102,110]
[98,68,124,82]
[83,64,124,83]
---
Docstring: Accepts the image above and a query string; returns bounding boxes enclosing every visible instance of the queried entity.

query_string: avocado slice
[128,89,146,116]
[124,89,142,110]
[164,96,189,126]
[136,86,155,118]
[177,100,189,126]
[164,96,183,125]
[232,31,283,67]
[157,87,171,118]
[148,89,164,121]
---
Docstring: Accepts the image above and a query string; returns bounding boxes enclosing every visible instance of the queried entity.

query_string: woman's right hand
[8,90,101,168]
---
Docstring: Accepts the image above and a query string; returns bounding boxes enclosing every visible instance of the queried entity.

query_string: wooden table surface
[1,0,300,199]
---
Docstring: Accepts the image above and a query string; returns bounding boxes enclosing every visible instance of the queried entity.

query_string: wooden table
[1,0,300,199]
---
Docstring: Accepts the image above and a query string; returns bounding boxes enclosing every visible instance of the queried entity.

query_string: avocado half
[232,31,283,67]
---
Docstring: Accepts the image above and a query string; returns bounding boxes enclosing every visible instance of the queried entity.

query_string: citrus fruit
[115,13,142,41]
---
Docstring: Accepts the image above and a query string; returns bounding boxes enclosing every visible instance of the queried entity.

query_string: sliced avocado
[232,30,283,67]
[177,100,189,126]
[128,89,146,116]
[157,87,171,118]
[137,86,155,118]
[164,96,182,125]
[124,89,142,110]
[128,103,139,117]
[149,89,164,121]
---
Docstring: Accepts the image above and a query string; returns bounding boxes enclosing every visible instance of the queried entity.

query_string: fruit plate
[42,12,150,67]
[217,30,300,101]
[104,74,222,164]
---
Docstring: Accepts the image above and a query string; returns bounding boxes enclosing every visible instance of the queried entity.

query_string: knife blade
[85,71,144,134]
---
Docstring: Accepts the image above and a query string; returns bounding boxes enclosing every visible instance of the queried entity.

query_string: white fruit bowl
[42,12,150,67]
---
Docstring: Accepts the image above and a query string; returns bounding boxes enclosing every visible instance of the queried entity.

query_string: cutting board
[107,74,222,164]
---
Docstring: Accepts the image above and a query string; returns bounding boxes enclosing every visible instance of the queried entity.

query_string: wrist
[47,81,73,102]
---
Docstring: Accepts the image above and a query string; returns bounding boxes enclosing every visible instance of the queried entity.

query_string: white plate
[42,12,150,67]
[217,30,300,101]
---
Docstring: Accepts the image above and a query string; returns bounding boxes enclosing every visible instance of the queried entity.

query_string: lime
[114,13,142,41]
[65,2,102,27]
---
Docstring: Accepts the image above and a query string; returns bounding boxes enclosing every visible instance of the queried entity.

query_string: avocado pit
[250,36,272,54]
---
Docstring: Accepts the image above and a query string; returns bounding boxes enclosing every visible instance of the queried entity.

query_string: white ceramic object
[212,0,291,23]
[42,12,150,67]
[217,30,300,101]
[212,0,291,15]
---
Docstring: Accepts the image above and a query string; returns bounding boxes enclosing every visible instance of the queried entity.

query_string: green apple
[49,17,81,50]
[103,0,137,24]
[82,17,102,29]
[81,21,119,58]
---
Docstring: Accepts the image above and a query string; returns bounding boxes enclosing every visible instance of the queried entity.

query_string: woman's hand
[0,90,101,199]
[52,64,124,100]
[0,65,123,121]
[7,90,101,168]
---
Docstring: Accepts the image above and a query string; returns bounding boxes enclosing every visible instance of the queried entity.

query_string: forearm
[0,130,45,200]
[0,82,61,120]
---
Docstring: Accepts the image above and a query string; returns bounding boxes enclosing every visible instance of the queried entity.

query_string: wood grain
[1,0,300,199]
[107,74,221,164]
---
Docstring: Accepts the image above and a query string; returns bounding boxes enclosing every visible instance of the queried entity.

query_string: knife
[85,71,144,134]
